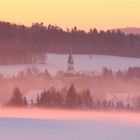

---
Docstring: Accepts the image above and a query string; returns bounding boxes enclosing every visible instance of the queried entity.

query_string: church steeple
[67,53,74,73]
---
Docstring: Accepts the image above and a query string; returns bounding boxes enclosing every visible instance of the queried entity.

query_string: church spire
[67,53,74,73]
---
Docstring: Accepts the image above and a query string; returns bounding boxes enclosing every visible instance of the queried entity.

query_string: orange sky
[0,0,139,30]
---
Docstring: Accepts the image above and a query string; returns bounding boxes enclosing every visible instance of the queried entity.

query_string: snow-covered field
[1,118,140,140]
[0,53,140,76]
[0,54,140,139]
[0,109,140,140]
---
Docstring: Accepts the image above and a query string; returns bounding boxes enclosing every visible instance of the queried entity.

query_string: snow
[106,93,136,108]
[0,109,140,140]
[0,117,140,140]
[0,53,140,76]
[25,90,43,103]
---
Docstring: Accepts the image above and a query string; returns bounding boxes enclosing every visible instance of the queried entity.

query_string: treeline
[102,67,140,81]
[5,84,140,111]
[0,21,140,64]
[6,85,93,109]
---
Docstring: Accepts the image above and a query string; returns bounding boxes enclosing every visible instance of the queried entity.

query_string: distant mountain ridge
[110,27,140,35]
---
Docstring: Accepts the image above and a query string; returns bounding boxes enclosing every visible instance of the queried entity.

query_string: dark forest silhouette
[7,85,93,109]
[6,84,140,111]
[0,21,140,64]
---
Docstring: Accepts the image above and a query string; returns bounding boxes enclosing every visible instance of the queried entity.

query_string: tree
[31,99,34,105]
[65,84,81,108]
[23,97,28,106]
[102,67,113,78]
[102,99,107,108]
[39,91,47,107]
[136,96,140,110]
[53,91,63,107]
[81,89,93,108]
[36,94,40,106]
[8,87,24,106]
[116,70,123,79]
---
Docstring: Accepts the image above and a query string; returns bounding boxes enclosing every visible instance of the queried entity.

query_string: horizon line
[0,20,140,32]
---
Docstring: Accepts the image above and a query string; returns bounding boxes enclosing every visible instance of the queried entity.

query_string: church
[67,53,74,73]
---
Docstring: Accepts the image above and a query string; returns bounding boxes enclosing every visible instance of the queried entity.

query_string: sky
[0,0,139,30]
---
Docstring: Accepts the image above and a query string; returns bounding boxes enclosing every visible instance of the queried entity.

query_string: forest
[0,21,140,64]
[5,84,140,111]
[1,66,140,111]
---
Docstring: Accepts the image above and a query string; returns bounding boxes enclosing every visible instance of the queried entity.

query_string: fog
[0,71,140,104]
[0,53,140,104]
[0,108,140,140]
[0,53,140,140]
[0,108,140,124]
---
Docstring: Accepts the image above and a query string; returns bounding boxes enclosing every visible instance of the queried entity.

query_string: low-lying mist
[0,108,140,125]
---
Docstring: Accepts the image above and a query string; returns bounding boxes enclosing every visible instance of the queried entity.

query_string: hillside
[110,27,140,35]
[0,21,140,64]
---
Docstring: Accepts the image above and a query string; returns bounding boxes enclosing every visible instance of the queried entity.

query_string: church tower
[67,53,74,73]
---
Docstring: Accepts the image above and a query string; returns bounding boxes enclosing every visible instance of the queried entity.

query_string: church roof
[68,53,74,63]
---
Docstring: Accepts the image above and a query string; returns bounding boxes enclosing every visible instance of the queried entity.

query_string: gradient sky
[0,0,139,30]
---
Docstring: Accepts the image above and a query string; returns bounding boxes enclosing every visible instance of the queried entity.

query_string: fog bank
[0,108,140,125]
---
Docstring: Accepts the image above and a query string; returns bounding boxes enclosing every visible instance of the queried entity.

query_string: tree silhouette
[8,87,24,106]
[66,84,81,108]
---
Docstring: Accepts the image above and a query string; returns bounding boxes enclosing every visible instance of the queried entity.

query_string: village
[2,53,139,110]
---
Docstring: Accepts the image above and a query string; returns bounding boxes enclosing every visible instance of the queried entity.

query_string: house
[106,92,136,108]
[26,90,43,104]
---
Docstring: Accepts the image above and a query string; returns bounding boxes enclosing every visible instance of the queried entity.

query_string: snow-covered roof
[25,90,43,103]
[106,92,134,102]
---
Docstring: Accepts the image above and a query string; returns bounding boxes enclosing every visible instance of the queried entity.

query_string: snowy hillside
[0,53,140,76]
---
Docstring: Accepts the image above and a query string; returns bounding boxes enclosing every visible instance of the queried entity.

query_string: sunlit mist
[0,108,140,125]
